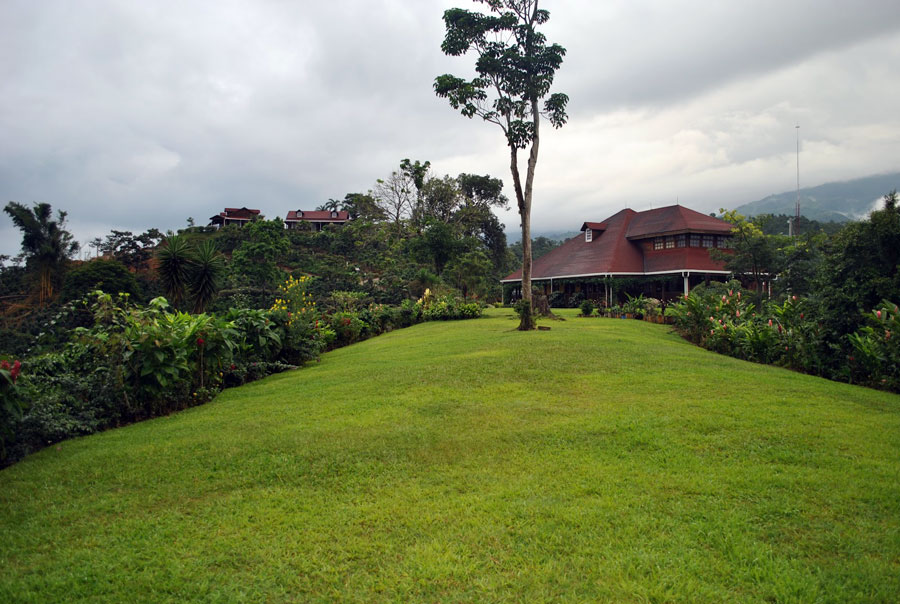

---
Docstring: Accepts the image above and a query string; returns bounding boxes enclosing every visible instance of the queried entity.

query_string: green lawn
[2,308,899,603]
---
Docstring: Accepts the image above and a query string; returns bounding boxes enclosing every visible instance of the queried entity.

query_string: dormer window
[331,210,338,218]
[298,210,303,217]
[585,229,592,242]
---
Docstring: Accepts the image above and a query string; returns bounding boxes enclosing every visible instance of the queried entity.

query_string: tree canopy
[435,0,568,329]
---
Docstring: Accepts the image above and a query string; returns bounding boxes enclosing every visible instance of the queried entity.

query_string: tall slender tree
[3,202,79,306]
[435,0,568,330]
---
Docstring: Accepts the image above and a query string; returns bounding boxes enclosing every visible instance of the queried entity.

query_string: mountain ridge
[734,171,900,221]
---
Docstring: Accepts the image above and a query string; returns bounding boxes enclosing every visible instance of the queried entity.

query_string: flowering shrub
[848,301,900,390]
[271,275,317,326]
[1,286,483,465]
[419,290,483,321]
[668,284,899,393]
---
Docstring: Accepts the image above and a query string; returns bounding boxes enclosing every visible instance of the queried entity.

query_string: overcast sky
[2,0,900,257]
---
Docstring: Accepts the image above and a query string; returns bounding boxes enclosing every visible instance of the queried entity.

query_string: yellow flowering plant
[270,275,317,326]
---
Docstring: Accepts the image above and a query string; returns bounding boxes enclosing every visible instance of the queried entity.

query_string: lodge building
[501,205,735,305]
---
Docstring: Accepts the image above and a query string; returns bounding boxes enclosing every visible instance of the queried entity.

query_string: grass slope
[1,309,899,603]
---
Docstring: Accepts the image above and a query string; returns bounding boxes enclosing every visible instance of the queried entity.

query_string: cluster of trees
[0,156,521,355]
[675,190,900,390]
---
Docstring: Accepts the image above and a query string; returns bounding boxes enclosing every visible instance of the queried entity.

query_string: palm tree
[316,199,341,212]
[3,202,79,306]
[188,240,226,313]
[155,234,192,308]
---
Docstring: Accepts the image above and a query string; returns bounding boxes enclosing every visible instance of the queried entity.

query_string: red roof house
[285,210,350,231]
[209,207,262,228]
[502,205,734,301]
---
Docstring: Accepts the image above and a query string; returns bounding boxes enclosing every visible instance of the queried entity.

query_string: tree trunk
[510,146,534,331]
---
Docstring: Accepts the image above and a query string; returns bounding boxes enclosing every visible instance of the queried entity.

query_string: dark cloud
[2,0,900,256]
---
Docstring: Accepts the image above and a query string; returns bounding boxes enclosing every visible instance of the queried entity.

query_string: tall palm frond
[188,240,226,314]
[155,234,193,308]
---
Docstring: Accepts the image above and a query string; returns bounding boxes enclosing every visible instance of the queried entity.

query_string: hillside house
[284,210,350,231]
[209,207,262,228]
[502,205,735,304]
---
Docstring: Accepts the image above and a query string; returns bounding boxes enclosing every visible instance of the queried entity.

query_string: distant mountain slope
[735,172,900,222]
[506,230,579,244]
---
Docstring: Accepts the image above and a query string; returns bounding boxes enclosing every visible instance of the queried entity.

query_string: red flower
[10,360,20,383]
[196,337,205,347]
[230,364,236,370]
[0,360,8,371]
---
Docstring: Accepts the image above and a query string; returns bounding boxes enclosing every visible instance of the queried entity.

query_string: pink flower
[792,295,797,301]
[876,310,882,319]
[785,346,789,351]
[0,360,8,371]
[10,360,20,383]
[729,290,733,297]
[736,310,740,317]
[778,324,783,333]
[886,331,891,340]
[768,319,773,327]
[722,295,727,302]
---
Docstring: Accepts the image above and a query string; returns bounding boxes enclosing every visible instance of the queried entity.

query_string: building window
[702,235,714,248]
[676,234,686,248]
[654,237,664,250]
[716,236,728,248]
[665,236,675,249]
[690,234,701,247]
[585,229,592,243]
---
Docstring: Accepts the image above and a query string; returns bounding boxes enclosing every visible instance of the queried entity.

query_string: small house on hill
[209,207,262,228]
[284,210,350,231]
[502,205,735,304]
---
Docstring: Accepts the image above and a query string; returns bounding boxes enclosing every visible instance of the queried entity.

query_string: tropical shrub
[579,300,594,316]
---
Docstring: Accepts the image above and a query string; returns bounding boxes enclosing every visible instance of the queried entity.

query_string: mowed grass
[1,309,899,603]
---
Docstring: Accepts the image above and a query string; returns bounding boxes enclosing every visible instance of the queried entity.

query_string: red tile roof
[502,205,732,282]
[285,210,350,222]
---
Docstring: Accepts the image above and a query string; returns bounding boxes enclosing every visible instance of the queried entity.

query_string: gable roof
[285,210,350,222]
[502,205,732,282]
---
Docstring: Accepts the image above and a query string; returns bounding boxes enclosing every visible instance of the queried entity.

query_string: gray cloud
[2,0,900,256]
